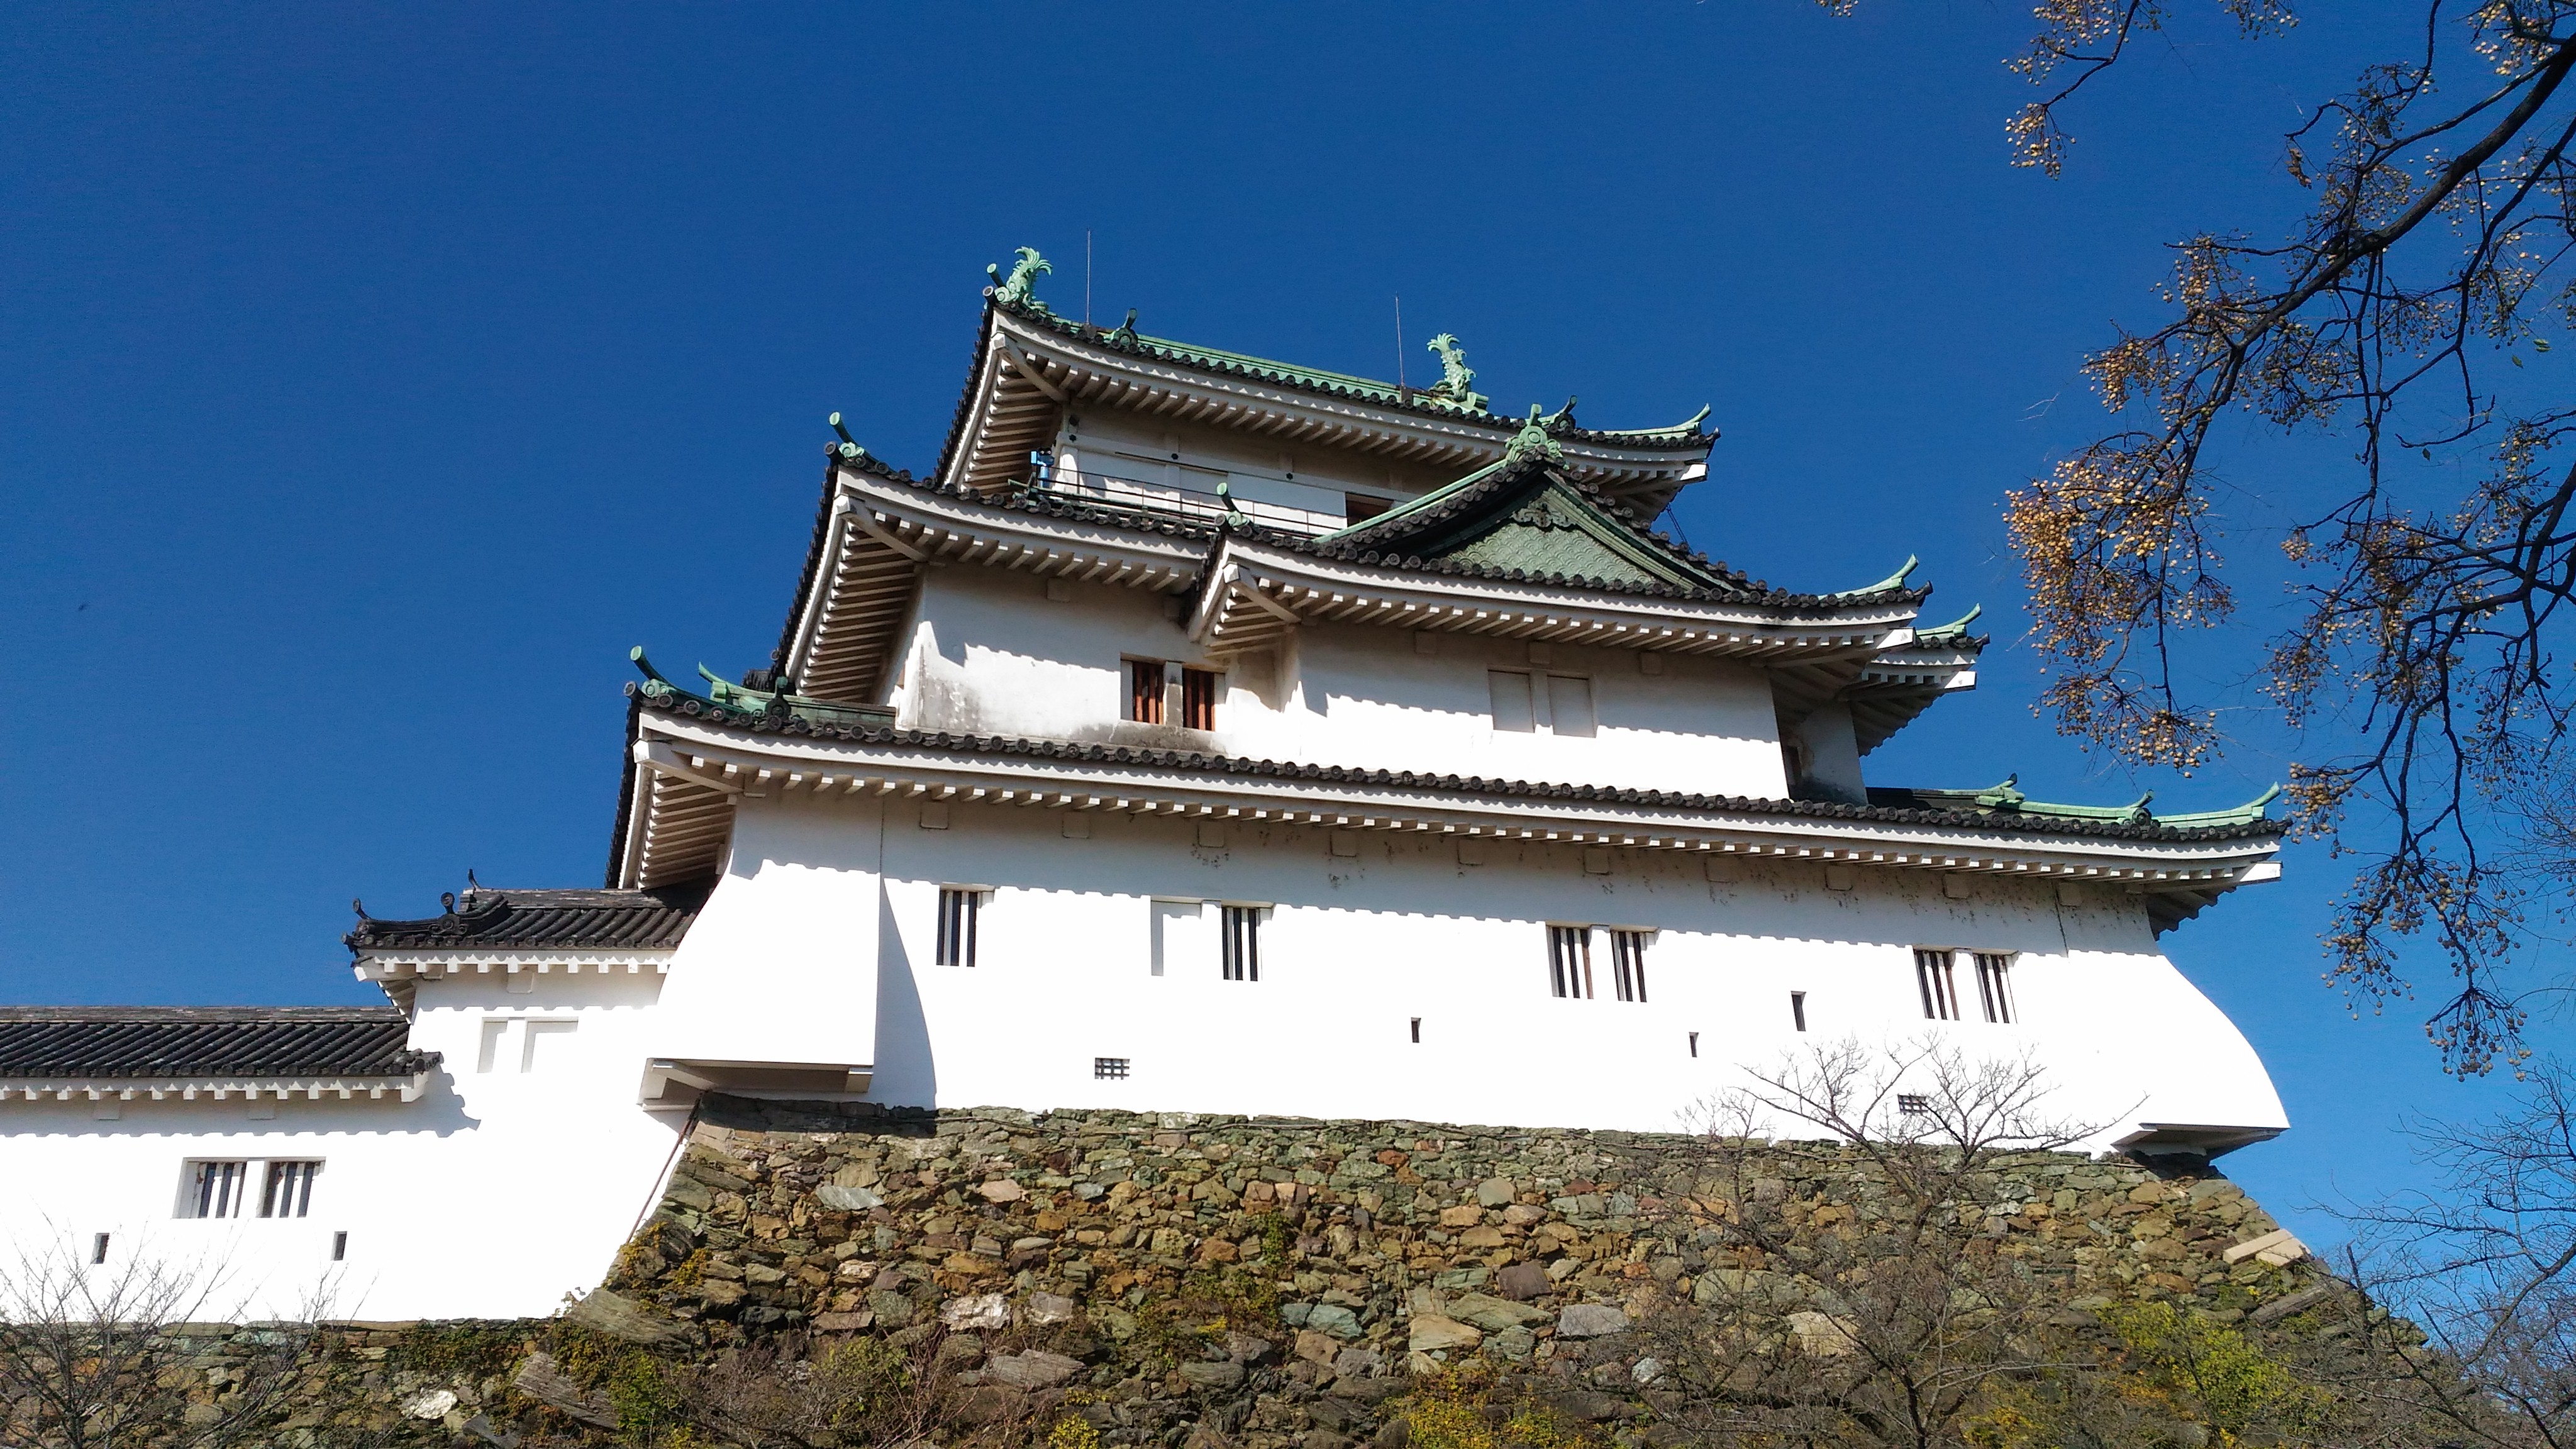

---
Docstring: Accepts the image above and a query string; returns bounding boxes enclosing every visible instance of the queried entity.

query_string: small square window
[1094,1057,1130,1080]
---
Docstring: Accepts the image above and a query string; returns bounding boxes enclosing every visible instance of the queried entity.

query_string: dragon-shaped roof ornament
[1424,333,1489,413]
[986,247,1052,312]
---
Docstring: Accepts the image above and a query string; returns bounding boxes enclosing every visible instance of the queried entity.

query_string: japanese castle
[0,252,2290,1320]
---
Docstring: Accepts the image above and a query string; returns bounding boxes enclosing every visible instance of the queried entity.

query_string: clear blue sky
[1,4,2528,1248]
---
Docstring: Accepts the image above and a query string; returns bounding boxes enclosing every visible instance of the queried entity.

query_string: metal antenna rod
[1085,231,1094,328]
[1394,294,1405,392]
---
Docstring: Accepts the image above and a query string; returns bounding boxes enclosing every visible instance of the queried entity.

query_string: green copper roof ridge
[1311,456,1515,543]
[1871,775,2279,828]
[1833,555,1919,598]
[1129,332,1411,401]
[1593,404,1714,438]
[1914,603,1984,642]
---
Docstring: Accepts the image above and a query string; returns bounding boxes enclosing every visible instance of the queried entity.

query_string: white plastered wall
[651,795,886,1072]
[854,795,2287,1148]
[894,570,1793,797]
[0,973,684,1322]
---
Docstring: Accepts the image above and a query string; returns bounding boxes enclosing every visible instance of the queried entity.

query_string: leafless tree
[1648,1039,2111,1448]
[0,1236,333,1449]
[1830,0,2576,1074]
[2336,1057,2576,1446]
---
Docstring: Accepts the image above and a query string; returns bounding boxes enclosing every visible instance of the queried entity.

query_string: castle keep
[0,252,2289,1320]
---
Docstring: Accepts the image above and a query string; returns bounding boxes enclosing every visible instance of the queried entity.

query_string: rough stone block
[1555,1304,1631,1338]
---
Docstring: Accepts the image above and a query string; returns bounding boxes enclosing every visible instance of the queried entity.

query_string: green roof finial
[1424,333,1487,412]
[1505,404,1565,466]
[985,247,1052,311]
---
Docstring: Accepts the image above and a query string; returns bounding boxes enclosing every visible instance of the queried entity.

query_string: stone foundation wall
[570,1096,2332,1446]
[121,1099,2334,1446]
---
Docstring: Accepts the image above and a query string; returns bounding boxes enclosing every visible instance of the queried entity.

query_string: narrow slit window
[90,1233,109,1265]
[1221,906,1262,982]
[1790,991,1808,1031]
[1180,667,1221,731]
[1609,930,1650,1002]
[1975,953,2016,1024]
[1126,658,1167,724]
[1548,926,1594,999]
[936,887,982,967]
[332,1231,348,1262]
[1688,1031,1699,1058]
[260,1161,321,1219]
[1915,948,1961,1021]
[183,1160,247,1219]
[1409,1017,1422,1043]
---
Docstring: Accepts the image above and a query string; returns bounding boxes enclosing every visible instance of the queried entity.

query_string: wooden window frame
[260,1160,321,1219]
[1974,952,2016,1024]
[1609,929,1651,1002]
[936,886,985,968]
[182,1160,248,1219]
[1125,658,1168,724]
[1548,925,1594,999]
[1180,667,1221,731]
[1914,948,1962,1021]
[1220,904,1263,982]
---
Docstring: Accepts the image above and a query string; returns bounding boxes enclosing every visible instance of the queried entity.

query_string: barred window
[1221,906,1262,982]
[1974,953,2016,1023]
[1125,658,1167,723]
[1548,926,1594,999]
[1609,930,1650,1002]
[1898,1094,1932,1116]
[936,887,983,968]
[1914,948,1961,1021]
[1181,667,1222,730]
[261,1160,321,1219]
[183,1160,247,1219]
[1094,1057,1130,1080]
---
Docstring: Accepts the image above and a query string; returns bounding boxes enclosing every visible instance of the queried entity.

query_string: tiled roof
[993,295,1716,451]
[1250,453,1924,611]
[0,1008,436,1080]
[630,687,2284,846]
[345,882,711,953]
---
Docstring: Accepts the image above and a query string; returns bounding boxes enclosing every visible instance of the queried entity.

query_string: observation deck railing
[1020,455,1346,538]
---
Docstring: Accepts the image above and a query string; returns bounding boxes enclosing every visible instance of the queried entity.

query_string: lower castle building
[0,256,2290,1321]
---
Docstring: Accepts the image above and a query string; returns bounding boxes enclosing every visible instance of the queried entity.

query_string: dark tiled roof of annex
[345,880,711,953]
[626,686,2284,845]
[0,1008,436,1080]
